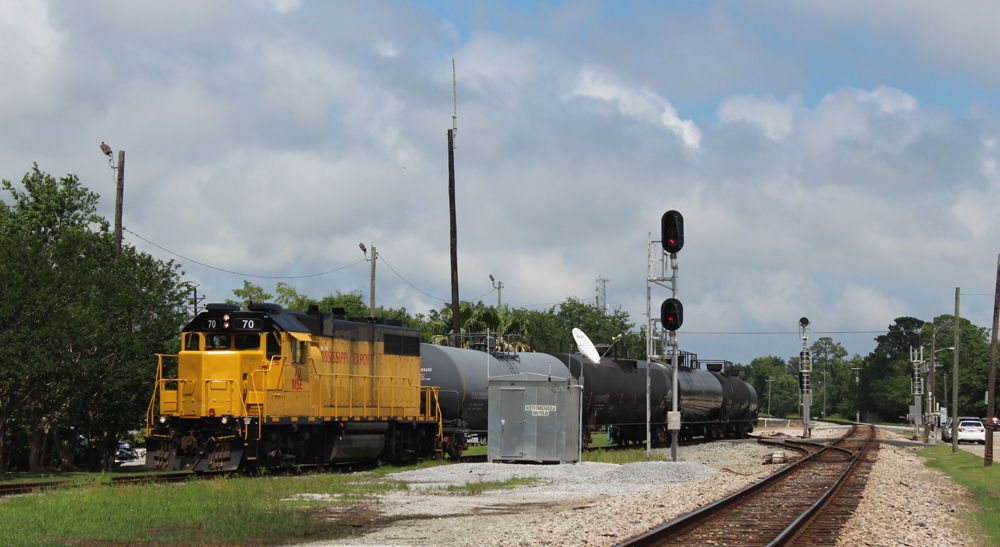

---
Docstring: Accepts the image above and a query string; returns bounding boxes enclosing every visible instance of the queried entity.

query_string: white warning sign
[526,404,556,416]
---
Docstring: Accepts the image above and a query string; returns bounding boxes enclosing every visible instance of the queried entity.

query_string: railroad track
[0,472,196,497]
[615,424,876,547]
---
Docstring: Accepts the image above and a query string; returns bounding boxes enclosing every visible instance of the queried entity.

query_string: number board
[201,317,224,331]
[230,315,262,332]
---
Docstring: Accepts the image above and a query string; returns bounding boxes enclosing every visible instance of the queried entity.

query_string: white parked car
[956,420,986,444]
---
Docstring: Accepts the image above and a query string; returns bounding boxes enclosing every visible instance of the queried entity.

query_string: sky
[3,0,1000,365]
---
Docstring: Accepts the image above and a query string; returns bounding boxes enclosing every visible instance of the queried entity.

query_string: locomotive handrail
[145,354,177,437]
[310,369,439,423]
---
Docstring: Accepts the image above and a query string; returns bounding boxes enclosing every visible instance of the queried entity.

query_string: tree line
[740,315,994,423]
[1,164,994,472]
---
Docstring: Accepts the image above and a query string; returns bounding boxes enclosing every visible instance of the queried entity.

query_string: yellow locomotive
[145,302,447,471]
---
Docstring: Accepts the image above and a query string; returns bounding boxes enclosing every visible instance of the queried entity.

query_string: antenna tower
[595,277,610,312]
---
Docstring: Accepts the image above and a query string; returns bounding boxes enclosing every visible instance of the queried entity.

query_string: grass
[444,477,539,495]
[0,469,408,546]
[919,445,1000,545]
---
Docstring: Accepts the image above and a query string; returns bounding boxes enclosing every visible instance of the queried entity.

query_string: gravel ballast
[295,426,983,547]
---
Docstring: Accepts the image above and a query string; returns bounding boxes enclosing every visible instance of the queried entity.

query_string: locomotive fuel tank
[420,344,570,433]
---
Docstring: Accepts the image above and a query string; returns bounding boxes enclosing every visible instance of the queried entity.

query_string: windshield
[205,334,231,350]
[959,421,982,427]
[234,333,261,350]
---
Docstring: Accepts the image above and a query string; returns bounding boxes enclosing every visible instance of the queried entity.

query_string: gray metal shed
[487,373,582,463]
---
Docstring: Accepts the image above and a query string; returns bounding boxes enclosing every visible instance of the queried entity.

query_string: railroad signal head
[910,332,921,350]
[661,210,684,254]
[661,298,683,331]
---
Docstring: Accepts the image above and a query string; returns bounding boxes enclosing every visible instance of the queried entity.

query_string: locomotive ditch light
[158,415,168,424]
[220,416,229,425]
[661,210,684,254]
[661,298,683,331]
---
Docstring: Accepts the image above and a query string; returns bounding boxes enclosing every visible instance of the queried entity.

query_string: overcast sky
[3,0,1000,364]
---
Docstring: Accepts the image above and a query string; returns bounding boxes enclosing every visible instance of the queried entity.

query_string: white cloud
[0,0,64,115]
[374,40,402,58]
[718,93,801,141]
[830,284,907,332]
[570,68,702,149]
[855,85,918,114]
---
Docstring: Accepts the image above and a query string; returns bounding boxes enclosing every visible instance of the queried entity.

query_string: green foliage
[0,165,190,472]
[227,280,274,309]
[919,446,996,544]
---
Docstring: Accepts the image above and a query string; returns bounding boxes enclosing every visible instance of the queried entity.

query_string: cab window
[291,339,308,364]
[184,333,201,351]
[266,333,281,359]
[205,334,231,350]
[235,333,261,350]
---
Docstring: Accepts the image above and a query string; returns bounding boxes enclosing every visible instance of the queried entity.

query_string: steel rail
[768,426,875,546]
[614,424,873,547]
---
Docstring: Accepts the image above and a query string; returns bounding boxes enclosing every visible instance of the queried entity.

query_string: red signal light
[661,298,683,331]
[661,211,684,254]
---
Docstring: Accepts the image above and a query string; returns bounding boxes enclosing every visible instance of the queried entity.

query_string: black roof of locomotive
[185,302,417,340]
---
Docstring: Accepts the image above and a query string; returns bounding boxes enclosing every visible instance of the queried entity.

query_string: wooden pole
[369,246,377,318]
[986,256,1000,466]
[114,150,125,254]
[953,287,960,454]
[448,129,461,347]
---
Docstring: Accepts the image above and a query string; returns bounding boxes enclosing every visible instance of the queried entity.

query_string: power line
[124,228,365,279]
[376,254,496,305]
[377,254,448,302]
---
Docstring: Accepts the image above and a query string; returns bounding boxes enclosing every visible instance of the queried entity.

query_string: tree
[0,165,189,471]
[858,317,926,422]
[228,281,274,309]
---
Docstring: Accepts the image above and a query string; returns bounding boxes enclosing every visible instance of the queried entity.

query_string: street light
[490,274,503,310]
[98,142,124,253]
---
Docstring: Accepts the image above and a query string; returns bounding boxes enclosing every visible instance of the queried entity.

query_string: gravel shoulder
[295,425,983,547]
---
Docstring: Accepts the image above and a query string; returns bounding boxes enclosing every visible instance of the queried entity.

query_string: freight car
[420,338,758,447]
[145,303,455,472]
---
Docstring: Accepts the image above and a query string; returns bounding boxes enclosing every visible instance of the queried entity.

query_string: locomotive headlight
[158,415,168,424]
[223,322,230,328]
[223,314,231,321]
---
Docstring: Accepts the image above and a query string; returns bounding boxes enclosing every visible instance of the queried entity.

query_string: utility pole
[986,255,1000,466]
[953,287,961,454]
[359,243,377,317]
[448,60,461,348]
[192,286,206,316]
[490,275,503,311]
[99,143,125,254]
